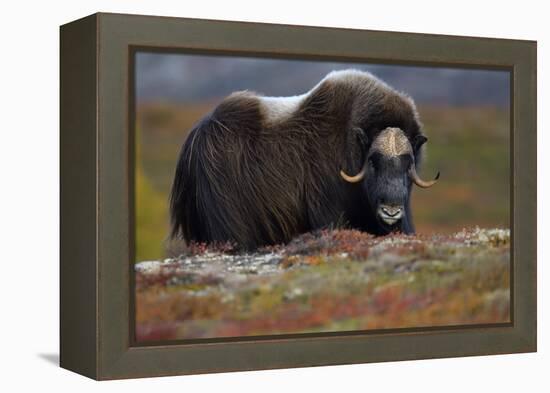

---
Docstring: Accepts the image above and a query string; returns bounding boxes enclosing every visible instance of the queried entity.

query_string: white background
[0,0,547,390]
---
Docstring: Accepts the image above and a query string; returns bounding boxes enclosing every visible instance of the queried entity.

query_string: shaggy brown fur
[170,70,428,249]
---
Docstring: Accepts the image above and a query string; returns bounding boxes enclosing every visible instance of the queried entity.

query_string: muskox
[170,69,439,249]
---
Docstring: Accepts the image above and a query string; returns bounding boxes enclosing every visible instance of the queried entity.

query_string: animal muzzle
[377,204,403,225]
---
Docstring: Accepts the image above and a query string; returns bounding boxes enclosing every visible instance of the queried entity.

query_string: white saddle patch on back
[259,94,307,124]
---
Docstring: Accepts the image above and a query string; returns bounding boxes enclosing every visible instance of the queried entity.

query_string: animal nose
[381,205,402,217]
[378,204,403,225]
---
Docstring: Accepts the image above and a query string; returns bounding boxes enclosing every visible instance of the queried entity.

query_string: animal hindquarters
[171,114,307,249]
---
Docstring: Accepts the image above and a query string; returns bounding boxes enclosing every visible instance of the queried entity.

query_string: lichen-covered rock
[135,228,510,342]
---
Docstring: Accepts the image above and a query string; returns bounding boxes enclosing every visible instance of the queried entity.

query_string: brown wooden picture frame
[60,12,536,380]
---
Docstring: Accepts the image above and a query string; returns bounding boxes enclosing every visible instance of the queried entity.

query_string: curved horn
[340,159,368,183]
[409,166,440,188]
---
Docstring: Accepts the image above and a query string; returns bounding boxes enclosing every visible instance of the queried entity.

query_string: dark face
[363,151,413,232]
[340,127,439,235]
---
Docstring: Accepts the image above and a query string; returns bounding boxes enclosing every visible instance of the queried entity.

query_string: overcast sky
[136,51,510,108]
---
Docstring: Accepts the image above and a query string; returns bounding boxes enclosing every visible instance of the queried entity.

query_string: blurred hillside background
[135,52,510,262]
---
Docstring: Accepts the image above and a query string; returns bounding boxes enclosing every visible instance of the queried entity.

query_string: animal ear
[413,135,428,151]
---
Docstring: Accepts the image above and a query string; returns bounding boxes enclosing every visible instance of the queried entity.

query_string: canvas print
[133,52,511,343]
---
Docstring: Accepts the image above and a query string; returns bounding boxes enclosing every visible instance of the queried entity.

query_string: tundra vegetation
[135,227,510,341]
